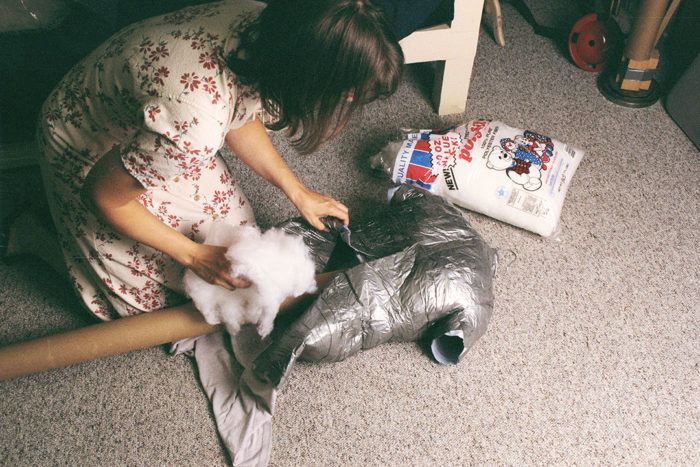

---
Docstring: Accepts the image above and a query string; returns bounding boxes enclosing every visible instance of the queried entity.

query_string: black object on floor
[665,54,700,149]
[596,70,662,108]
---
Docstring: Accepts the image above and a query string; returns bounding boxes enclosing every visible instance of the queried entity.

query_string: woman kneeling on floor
[10,0,403,320]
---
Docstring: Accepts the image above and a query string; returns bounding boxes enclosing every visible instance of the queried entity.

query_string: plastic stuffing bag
[370,120,584,238]
[252,185,498,386]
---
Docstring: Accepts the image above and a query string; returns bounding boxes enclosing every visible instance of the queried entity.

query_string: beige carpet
[1,3,698,465]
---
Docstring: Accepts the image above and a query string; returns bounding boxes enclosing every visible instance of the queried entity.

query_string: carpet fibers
[1,3,698,465]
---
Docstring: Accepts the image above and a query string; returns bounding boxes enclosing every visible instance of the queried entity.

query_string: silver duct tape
[278,218,337,272]
[256,185,497,386]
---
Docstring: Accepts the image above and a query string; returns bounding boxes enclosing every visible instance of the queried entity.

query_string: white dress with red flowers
[37,0,265,320]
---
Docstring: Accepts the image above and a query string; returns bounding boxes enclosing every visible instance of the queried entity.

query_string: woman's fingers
[314,198,349,228]
[192,245,251,290]
[216,267,252,289]
[228,274,252,289]
[311,218,327,231]
[212,277,234,290]
[325,199,350,226]
[291,186,351,230]
[330,210,349,227]
[334,204,350,225]
[210,272,251,290]
[332,199,349,215]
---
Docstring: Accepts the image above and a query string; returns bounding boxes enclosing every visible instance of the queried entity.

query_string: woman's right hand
[188,244,251,290]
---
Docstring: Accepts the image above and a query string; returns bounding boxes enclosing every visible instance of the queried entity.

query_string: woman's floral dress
[37,0,265,320]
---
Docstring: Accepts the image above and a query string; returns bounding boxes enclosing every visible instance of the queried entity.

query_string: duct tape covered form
[254,185,498,386]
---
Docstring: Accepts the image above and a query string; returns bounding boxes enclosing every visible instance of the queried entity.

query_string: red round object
[568,13,622,73]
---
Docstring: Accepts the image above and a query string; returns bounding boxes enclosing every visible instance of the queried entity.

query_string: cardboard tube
[0,271,339,381]
[625,0,671,61]
[653,0,681,48]
[0,304,216,381]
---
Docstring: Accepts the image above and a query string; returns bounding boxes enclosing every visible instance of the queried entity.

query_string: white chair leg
[432,56,474,115]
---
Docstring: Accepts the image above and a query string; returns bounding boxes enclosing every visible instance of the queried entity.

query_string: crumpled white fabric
[175,220,315,466]
[171,328,276,467]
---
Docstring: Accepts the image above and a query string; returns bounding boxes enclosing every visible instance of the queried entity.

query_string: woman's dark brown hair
[227,0,404,153]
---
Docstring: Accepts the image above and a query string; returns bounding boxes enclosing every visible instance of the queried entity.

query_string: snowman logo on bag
[503,130,554,168]
[500,137,548,170]
[487,129,556,191]
[486,145,542,191]
[516,130,554,166]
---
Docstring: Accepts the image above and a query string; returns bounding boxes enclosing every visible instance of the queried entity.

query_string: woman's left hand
[290,185,349,230]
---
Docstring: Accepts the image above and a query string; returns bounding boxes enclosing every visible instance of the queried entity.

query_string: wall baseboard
[0,142,39,170]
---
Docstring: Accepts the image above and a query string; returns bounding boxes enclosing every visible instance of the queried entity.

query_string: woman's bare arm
[80,146,248,289]
[225,118,349,229]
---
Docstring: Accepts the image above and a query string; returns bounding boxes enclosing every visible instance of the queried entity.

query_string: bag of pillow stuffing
[370,120,584,237]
